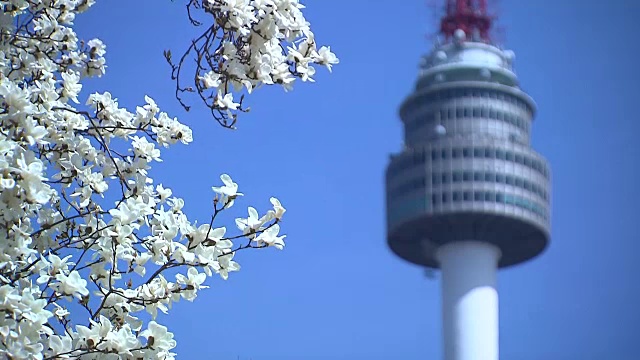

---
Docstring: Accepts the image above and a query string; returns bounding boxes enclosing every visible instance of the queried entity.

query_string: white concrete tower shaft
[436,241,501,360]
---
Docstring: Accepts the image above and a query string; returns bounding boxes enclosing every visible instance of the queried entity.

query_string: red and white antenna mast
[439,0,494,42]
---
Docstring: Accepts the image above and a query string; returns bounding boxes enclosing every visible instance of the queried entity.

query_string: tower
[384,1,551,359]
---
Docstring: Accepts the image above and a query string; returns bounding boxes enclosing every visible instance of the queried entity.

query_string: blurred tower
[384,1,551,359]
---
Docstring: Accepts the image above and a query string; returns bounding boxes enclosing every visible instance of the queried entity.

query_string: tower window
[442,173,450,184]
[432,174,440,185]
[463,148,471,158]
[452,148,461,158]
[506,175,515,185]
[453,172,462,182]
[431,193,438,205]
[536,161,543,172]
[463,191,471,201]
[473,148,482,158]
[506,152,514,161]
[442,193,449,203]
[452,192,462,202]
[474,172,482,181]
[463,171,472,181]
[474,192,483,201]
[485,192,494,202]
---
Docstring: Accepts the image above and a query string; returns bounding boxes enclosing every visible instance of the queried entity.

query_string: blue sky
[74,1,639,359]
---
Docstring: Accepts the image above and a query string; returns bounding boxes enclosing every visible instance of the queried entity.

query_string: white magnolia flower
[175,267,208,301]
[316,46,340,72]
[200,71,222,88]
[255,223,286,250]
[215,91,240,110]
[53,271,89,299]
[270,197,286,220]
[235,207,264,237]
[212,173,243,208]
[61,71,82,103]
[140,321,176,352]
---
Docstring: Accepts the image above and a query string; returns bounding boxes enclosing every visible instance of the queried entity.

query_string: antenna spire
[439,0,493,42]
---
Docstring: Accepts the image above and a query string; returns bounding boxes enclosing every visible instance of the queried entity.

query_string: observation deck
[385,31,551,268]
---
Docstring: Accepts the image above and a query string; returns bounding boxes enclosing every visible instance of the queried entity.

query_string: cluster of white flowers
[168,0,339,127]
[0,0,336,358]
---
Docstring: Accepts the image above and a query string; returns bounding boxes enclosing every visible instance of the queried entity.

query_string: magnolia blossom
[0,0,335,359]
[212,173,244,208]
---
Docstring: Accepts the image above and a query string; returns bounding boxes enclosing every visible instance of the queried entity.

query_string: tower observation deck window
[506,152,514,161]
[388,147,548,180]
[506,175,514,185]
[390,169,549,201]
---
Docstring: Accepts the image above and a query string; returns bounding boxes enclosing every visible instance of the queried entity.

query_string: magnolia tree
[0,0,338,358]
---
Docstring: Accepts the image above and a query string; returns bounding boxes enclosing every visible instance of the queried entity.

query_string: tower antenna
[439,0,495,42]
